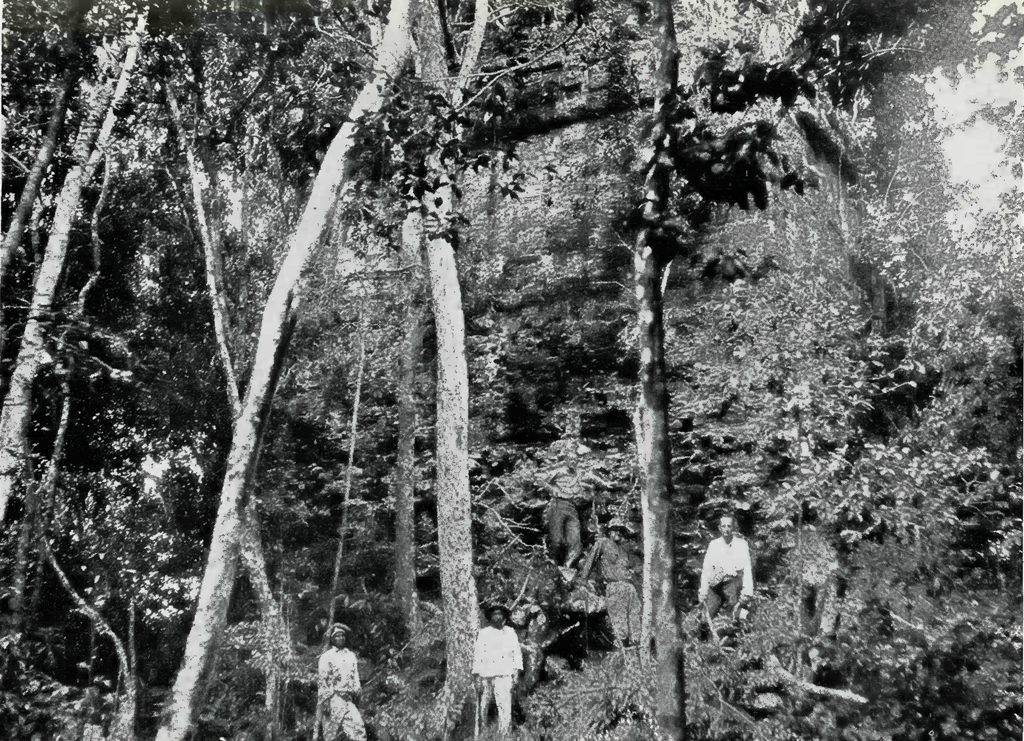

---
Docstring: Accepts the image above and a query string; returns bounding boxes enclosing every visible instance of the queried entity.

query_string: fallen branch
[766,655,867,704]
[507,569,535,612]
[480,501,530,548]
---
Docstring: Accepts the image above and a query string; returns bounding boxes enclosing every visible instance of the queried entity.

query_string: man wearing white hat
[316,623,366,741]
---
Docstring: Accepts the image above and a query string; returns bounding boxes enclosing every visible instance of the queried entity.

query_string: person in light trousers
[473,604,523,733]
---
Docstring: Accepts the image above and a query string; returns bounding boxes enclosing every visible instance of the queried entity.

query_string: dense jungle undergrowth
[1,0,1020,739]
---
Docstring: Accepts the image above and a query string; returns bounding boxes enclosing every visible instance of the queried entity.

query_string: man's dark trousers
[706,575,743,618]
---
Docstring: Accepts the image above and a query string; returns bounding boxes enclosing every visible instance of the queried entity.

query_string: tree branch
[1,68,76,283]
[164,83,242,419]
[326,310,368,634]
[766,655,868,704]
[73,154,115,319]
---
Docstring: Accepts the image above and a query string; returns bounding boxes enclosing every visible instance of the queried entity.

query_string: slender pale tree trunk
[0,18,145,523]
[414,0,487,727]
[0,0,95,282]
[326,312,367,631]
[394,215,425,634]
[424,220,478,723]
[170,79,294,737]
[1,68,75,284]
[155,6,414,739]
[10,157,112,629]
[165,85,242,413]
[635,0,684,736]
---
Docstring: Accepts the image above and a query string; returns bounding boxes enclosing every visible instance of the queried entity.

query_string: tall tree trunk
[0,17,145,523]
[1,67,75,285]
[636,0,684,736]
[10,476,39,629]
[0,0,96,282]
[165,85,242,414]
[11,147,113,627]
[154,5,414,739]
[168,78,294,738]
[636,253,683,736]
[414,0,487,728]
[394,215,425,635]
[424,216,478,725]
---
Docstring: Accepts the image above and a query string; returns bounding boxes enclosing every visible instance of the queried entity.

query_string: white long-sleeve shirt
[472,625,523,678]
[699,536,754,599]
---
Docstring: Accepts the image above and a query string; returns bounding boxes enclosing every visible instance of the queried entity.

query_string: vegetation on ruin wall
[1,0,1020,739]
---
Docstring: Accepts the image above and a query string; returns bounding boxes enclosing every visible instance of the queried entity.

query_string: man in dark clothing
[573,518,641,647]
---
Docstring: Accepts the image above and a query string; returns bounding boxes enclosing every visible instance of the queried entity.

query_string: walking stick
[473,681,480,741]
[313,703,324,741]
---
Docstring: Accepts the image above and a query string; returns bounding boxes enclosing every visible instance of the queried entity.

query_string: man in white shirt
[699,514,754,622]
[316,623,366,741]
[473,604,523,733]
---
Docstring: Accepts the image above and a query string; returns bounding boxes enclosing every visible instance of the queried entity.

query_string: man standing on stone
[573,518,641,647]
[316,623,366,741]
[544,462,612,571]
[699,513,754,623]
[473,604,523,733]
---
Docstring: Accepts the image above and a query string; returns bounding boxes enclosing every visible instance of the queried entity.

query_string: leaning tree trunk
[394,216,425,634]
[165,84,242,413]
[0,18,145,523]
[10,151,113,628]
[154,5,414,739]
[167,78,296,740]
[0,0,94,287]
[1,67,75,285]
[635,0,684,736]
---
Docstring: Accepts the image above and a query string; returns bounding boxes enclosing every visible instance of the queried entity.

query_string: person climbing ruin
[473,604,523,733]
[316,623,366,741]
[699,514,754,625]
[572,517,641,647]
[544,462,612,571]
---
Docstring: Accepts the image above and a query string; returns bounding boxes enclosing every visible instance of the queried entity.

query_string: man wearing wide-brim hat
[316,623,366,741]
[572,516,641,647]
